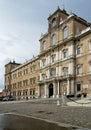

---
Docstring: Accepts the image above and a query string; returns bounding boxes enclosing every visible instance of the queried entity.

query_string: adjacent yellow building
[4,8,91,99]
[5,57,40,100]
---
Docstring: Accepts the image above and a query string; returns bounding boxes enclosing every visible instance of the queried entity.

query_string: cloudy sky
[0,0,91,91]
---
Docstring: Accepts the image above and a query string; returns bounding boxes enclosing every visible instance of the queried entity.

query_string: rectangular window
[89,61,91,72]
[50,69,56,77]
[18,71,22,77]
[62,49,68,59]
[13,91,16,96]
[77,67,80,75]
[13,74,17,79]
[25,90,27,95]
[42,59,46,66]
[63,50,67,58]
[52,34,56,46]
[18,91,22,96]
[42,41,46,50]
[30,67,33,72]
[26,69,28,74]
[77,46,81,55]
[88,39,91,50]
[30,90,32,95]
[38,76,40,81]
[77,84,81,91]
[30,79,32,85]
[63,27,68,39]
[13,83,16,89]
[23,80,28,86]
[51,55,56,63]
[42,74,46,80]
[33,78,35,84]
[23,90,28,96]
[33,90,35,95]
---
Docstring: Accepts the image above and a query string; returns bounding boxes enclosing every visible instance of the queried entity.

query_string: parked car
[0,96,5,101]
[66,94,75,98]
[2,95,16,101]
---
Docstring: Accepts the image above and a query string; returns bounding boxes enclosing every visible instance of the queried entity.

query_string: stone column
[69,42,74,56]
[69,62,71,75]
[47,69,50,79]
[53,82,56,98]
[48,54,50,65]
[71,62,74,75]
[40,60,42,68]
[40,73,42,81]
[56,66,59,77]
[69,61,74,75]
[57,81,60,98]
[59,65,62,76]
[59,50,62,60]
[67,79,70,95]
[56,48,59,61]
[46,56,48,65]
[71,42,74,56]
[44,83,47,98]
[38,85,41,98]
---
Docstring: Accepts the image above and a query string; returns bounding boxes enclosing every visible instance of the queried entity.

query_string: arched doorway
[49,84,53,98]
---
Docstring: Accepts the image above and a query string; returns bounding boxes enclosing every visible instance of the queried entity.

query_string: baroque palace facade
[4,8,91,100]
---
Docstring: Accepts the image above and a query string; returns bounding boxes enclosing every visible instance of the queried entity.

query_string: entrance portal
[49,84,53,98]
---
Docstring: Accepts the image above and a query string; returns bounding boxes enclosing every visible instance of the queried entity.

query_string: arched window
[63,26,68,39]
[42,41,46,50]
[52,18,56,27]
[51,34,56,46]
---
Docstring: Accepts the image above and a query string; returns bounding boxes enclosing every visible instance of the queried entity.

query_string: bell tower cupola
[48,7,68,32]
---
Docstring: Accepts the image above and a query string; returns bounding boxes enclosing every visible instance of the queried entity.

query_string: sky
[0,0,91,91]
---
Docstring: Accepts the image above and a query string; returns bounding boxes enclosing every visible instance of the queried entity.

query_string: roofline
[48,8,69,20]
[11,55,39,72]
[5,62,21,67]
